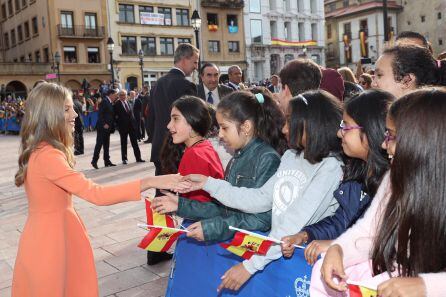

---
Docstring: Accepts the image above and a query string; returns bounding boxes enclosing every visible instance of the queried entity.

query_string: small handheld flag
[137,223,187,252]
[348,281,377,297]
[145,198,175,227]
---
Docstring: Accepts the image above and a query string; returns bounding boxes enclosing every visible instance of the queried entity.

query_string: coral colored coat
[12,143,141,297]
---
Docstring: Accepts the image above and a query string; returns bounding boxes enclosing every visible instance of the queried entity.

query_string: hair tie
[297,94,308,105]
[255,93,264,104]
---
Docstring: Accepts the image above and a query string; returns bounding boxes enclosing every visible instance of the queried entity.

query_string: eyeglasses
[384,130,396,145]
[339,120,362,134]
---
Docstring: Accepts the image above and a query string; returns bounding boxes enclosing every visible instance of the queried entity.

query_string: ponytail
[217,89,287,155]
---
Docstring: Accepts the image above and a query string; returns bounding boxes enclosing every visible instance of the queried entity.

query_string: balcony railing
[201,0,244,9]
[57,25,105,39]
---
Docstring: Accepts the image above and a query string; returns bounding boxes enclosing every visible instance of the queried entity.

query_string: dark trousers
[119,127,142,161]
[92,128,111,164]
[140,118,145,139]
[74,129,84,154]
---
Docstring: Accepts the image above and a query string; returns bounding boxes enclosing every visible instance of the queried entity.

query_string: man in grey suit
[197,62,233,106]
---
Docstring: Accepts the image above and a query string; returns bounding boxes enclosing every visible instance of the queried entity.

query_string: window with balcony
[35,50,40,62]
[178,38,191,44]
[32,16,38,35]
[87,47,100,63]
[227,15,238,33]
[160,37,174,55]
[43,47,49,62]
[298,22,304,41]
[207,13,218,31]
[327,23,332,39]
[7,0,12,16]
[139,5,153,23]
[1,4,6,20]
[14,0,19,12]
[284,22,291,41]
[176,9,189,26]
[297,0,304,12]
[311,23,317,41]
[17,24,22,42]
[270,21,277,39]
[121,36,137,55]
[228,41,240,53]
[4,33,9,49]
[208,40,220,53]
[61,11,74,35]
[343,0,349,8]
[20,56,25,62]
[344,22,351,39]
[141,37,156,55]
[11,29,16,46]
[250,19,262,43]
[250,0,261,12]
[85,13,97,29]
[63,46,77,63]
[24,21,29,38]
[158,7,172,26]
[119,4,134,23]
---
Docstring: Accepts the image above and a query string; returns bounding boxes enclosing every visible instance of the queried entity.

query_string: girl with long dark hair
[281,90,394,264]
[314,87,446,297]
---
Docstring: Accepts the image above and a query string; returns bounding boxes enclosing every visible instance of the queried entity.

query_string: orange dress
[11,143,141,297]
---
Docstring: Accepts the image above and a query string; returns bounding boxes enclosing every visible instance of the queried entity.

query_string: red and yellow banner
[145,198,175,228]
[138,226,185,252]
[271,38,317,47]
[220,231,273,260]
[359,31,367,57]
[348,283,377,297]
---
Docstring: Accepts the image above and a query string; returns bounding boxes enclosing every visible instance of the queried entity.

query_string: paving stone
[115,276,168,297]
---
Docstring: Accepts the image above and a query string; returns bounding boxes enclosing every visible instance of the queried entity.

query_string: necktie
[124,101,130,114]
[207,91,214,104]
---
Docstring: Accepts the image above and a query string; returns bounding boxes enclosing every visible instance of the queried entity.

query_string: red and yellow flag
[145,198,175,228]
[220,231,273,260]
[138,226,185,252]
[348,283,377,297]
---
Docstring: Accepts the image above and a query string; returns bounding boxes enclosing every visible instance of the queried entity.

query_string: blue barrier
[0,117,21,132]
[166,221,312,297]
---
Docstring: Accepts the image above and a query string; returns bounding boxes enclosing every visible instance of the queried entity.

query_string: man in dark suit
[197,62,233,105]
[73,96,84,155]
[114,89,145,164]
[267,74,281,93]
[147,43,199,265]
[133,88,145,141]
[91,88,118,169]
[226,65,243,91]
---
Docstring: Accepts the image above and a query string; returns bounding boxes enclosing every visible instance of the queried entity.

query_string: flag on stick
[348,281,377,297]
[137,223,187,252]
[145,198,175,227]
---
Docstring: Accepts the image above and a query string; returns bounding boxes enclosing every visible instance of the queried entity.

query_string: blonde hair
[337,67,357,83]
[15,82,75,186]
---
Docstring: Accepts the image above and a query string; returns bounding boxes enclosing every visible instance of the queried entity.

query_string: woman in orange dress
[11,82,182,297]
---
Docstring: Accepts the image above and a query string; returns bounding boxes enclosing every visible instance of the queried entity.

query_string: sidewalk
[0,132,170,297]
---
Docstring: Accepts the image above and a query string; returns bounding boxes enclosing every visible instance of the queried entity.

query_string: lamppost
[191,9,201,67]
[107,37,115,86]
[54,51,61,84]
[138,49,144,88]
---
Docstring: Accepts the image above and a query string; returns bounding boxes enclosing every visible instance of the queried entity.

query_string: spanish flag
[145,198,175,228]
[220,231,273,260]
[348,282,377,297]
[138,224,186,252]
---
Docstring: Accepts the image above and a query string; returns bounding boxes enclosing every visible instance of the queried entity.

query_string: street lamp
[54,51,61,84]
[191,9,201,67]
[107,37,115,86]
[138,49,144,88]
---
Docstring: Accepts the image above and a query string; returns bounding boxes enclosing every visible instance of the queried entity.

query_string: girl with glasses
[313,87,446,297]
[281,89,394,264]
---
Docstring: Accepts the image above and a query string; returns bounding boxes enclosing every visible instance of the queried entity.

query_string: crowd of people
[9,29,446,297]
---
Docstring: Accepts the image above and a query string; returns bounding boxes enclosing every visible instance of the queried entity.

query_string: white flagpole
[229,226,304,249]
[137,223,189,233]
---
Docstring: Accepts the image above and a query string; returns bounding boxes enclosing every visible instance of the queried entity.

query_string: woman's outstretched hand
[141,174,191,192]
[177,174,209,193]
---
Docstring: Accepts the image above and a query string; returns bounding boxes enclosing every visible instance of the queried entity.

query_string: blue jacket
[302,180,371,241]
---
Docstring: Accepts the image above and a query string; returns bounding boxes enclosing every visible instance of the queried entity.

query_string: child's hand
[153,174,190,192]
[217,263,252,292]
[304,240,332,265]
[281,232,308,258]
[321,244,348,292]
[180,174,208,192]
[187,221,205,241]
[151,191,179,214]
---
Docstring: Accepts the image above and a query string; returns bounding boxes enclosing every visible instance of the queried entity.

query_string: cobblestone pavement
[0,132,171,297]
